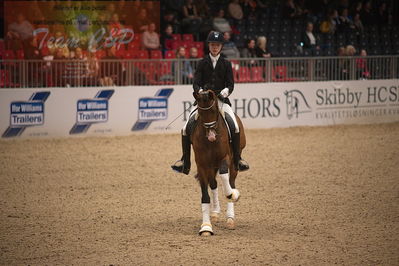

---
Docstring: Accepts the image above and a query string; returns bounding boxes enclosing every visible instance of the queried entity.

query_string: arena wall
[1,79,398,139]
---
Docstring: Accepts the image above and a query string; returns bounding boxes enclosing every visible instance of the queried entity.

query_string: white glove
[220,88,229,98]
[198,88,203,93]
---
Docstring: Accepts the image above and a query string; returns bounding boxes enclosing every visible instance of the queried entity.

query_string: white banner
[0,80,398,139]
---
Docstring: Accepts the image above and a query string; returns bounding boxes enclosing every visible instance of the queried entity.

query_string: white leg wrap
[226,202,235,219]
[201,203,211,225]
[210,188,221,213]
[219,173,233,197]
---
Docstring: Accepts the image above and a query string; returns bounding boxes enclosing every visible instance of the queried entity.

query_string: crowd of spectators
[1,0,398,87]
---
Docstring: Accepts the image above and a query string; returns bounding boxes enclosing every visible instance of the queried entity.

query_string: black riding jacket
[193,53,234,105]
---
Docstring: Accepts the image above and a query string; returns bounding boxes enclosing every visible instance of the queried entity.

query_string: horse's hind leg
[209,171,220,222]
[226,169,238,229]
[198,171,214,236]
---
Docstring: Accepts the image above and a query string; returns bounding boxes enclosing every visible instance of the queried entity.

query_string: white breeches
[182,99,239,136]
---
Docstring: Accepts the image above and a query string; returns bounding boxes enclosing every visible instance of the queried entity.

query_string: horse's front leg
[219,159,240,202]
[209,173,221,222]
[198,170,213,236]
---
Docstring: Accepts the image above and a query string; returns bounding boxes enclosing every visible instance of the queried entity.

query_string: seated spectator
[346,44,356,56]
[24,37,44,86]
[188,47,200,72]
[195,0,211,19]
[161,11,181,35]
[142,23,160,51]
[375,2,390,27]
[360,1,375,27]
[182,0,202,34]
[240,39,257,58]
[255,36,271,58]
[320,8,339,34]
[83,51,100,86]
[7,13,35,50]
[175,46,194,84]
[228,0,244,21]
[352,13,364,34]
[301,22,320,54]
[221,32,240,59]
[189,47,199,59]
[337,8,353,33]
[65,47,88,87]
[100,46,123,86]
[282,0,301,20]
[24,37,42,60]
[136,8,151,32]
[212,9,232,33]
[356,49,370,79]
[108,13,124,38]
[161,24,174,51]
[328,46,347,80]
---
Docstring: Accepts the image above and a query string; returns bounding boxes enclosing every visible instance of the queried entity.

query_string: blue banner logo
[2,91,50,138]
[132,88,173,131]
[70,90,114,135]
[138,98,168,121]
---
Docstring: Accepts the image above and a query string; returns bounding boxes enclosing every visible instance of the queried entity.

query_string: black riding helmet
[206,31,224,44]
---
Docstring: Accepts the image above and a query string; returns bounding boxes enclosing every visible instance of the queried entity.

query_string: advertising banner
[0,80,398,139]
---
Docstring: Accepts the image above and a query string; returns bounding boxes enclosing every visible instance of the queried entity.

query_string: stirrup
[238,159,249,172]
[171,160,190,175]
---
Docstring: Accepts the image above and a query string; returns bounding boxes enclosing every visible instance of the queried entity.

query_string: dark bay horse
[192,90,246,236]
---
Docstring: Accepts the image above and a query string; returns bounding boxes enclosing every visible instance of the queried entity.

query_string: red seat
[128,42,140,51]
[0,69,11,87]
[136,50,149,59]
[0,39,5,57]
[150,50,162,59]
[272,66,297,82]
[164,50,176,59]
[123,50,135,59]
[237,67,251,83]
[171,34,181,41]
[3,50,15,60]
[251,66,265,82]
[192,42,204,52]
[115,49,125,58]
[16,50,25,60]
[181,41,194,50]
[96,50,106,59]
[182,34,194,42]
[171,40,182,50]
[132,33,141,44]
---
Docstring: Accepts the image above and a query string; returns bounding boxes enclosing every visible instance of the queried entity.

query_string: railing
[1,56,398,88]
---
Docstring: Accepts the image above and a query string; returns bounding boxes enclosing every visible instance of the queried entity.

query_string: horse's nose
[207,129,216,142]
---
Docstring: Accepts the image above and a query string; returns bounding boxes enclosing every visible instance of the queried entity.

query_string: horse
[191,89,246,236]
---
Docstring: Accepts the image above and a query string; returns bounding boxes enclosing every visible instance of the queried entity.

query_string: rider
[171,31,249,175]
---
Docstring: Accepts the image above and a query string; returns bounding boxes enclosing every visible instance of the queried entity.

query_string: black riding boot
[232,132,250,171]
[171,135,191,175]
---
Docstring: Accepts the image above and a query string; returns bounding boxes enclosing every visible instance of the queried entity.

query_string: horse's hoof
[226,218,235,229]
[199,223,214,236]
[210,212,220,223]
[200,231,212,237]
[228,189,240,202]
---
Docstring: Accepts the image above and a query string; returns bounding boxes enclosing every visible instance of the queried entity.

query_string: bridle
[197,91,219,130]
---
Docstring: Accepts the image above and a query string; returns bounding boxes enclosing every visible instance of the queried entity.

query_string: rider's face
[209,42,222,56]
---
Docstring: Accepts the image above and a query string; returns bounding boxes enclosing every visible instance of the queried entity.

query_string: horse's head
[193,90,219,142]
